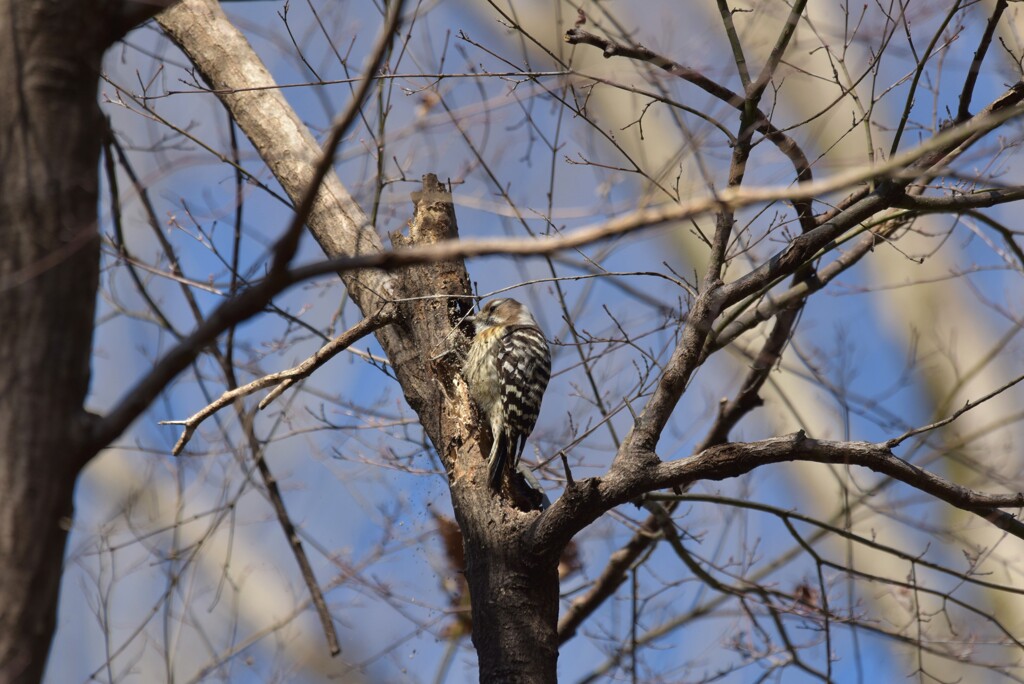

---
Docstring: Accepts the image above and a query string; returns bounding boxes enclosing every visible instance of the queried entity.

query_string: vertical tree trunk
[0,2,134,680]
[395,178,562,682]
[463,531,560,683]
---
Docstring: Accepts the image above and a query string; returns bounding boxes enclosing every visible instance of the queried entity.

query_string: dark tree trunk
[0,2,159,681]
[462,524,560,682]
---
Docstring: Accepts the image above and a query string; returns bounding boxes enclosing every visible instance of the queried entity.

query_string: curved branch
[537,432,1024,556]
[666,433,1024,520]
[160,311,392,455]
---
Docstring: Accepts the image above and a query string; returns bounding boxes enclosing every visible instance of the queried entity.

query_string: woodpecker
[463,298,551,490]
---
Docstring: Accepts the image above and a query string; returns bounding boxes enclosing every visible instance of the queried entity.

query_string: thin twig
[957,0,1007,120]
[886,373,1024,448]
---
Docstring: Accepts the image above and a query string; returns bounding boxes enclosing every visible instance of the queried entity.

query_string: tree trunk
[0,2,155,680]
[395,178,561,682]
[463,527,560,683]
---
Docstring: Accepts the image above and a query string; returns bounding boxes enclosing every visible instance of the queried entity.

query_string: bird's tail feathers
[488,432,508,490]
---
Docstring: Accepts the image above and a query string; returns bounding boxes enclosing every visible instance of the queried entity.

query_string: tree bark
[390,181,563,683]
[461,516,560,682]
[0,2,161,681]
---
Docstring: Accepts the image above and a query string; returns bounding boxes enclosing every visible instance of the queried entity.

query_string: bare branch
[886,373,1024,448]
[160,311,392,456]
[264,0,404,276]
[277,91,1024,287]
[958,0,1009,120]
[157,0,398,311]
[539,432,1024,553]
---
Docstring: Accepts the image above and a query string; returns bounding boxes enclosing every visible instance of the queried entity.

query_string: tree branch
[538,432,1024,555]
[88,82,1024,463]
[160,311,392,455]
[83,0,406,460]
[564,25,816,232]
[886,373,1024,448]
[957,0,1007,121]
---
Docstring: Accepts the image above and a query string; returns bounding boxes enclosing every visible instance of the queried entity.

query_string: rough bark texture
[1,2,111,680]
[397,181,561,681]
[461,510,560,682]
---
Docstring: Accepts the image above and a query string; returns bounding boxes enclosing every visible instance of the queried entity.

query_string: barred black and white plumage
[463,298,551,490]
